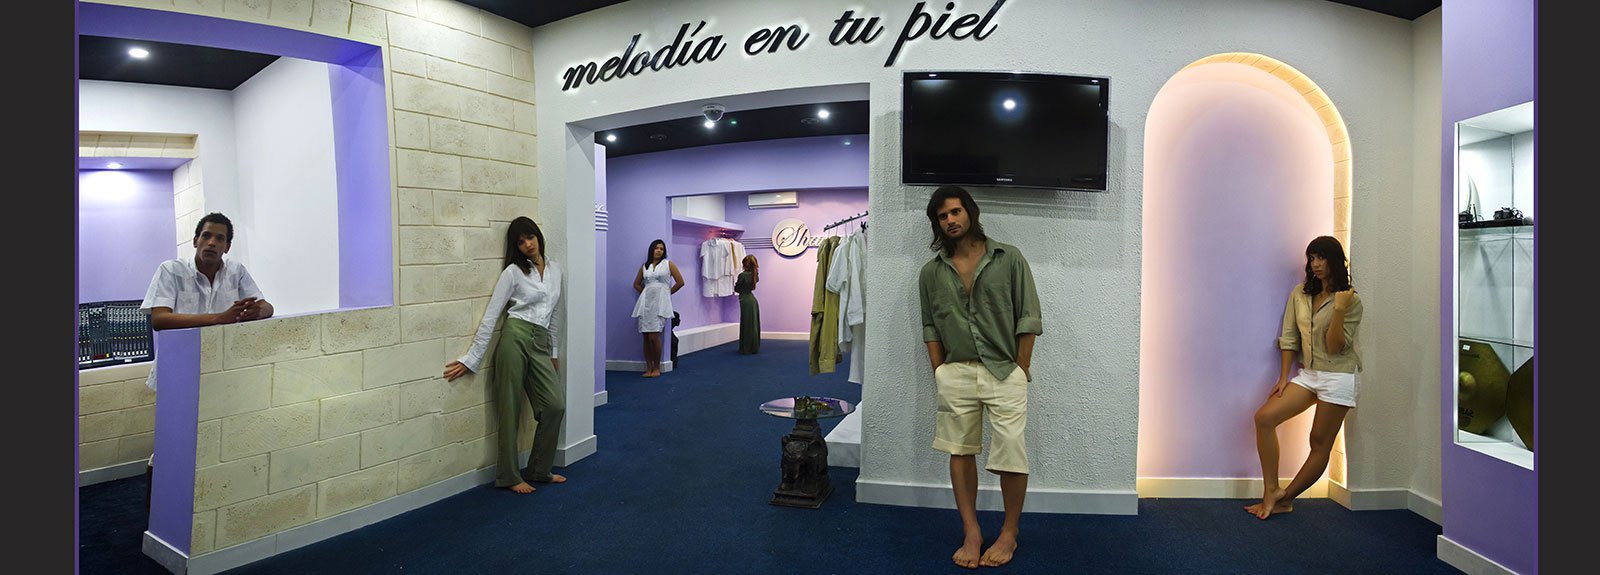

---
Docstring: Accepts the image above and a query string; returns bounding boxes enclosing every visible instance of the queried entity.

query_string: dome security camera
[702,104,726,123]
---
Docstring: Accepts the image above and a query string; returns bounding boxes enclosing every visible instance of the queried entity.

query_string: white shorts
[1290,368,1358,407]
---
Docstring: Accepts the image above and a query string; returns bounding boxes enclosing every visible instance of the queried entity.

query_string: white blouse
[459,261,562,372]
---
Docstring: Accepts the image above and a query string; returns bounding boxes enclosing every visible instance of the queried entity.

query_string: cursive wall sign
[561,0,1008,92]
[771,218,828,257]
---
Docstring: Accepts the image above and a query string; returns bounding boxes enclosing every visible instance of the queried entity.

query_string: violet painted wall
[1441,1,1536,573]
[604,135,868,361]
[78,169,177,304]
[720,189,869,333]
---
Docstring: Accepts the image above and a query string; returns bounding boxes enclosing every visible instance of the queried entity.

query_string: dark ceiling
[78,35,279,91]
[598,101,870,158]
[463,0,1440,29]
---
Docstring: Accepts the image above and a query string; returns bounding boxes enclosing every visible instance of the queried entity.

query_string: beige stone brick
[463,227,500,260]
[397,149,462,190]
[400,300,473,342]
[484,72,534,104]
[397,442,470,492]
[418,0,478,34]
[481,128,535,166]
[392,74,462,118]
[389,47,427,77]
[226,0,272,19]
[399,376,484,419]
[491,195,538,223]
[511,49,533,82]
[462,91,515,130]
[80,380,156,415]
[441,404,490,444]
[196,419,222,469]
[274,352,364,406]
[428,117,492,158]
[349,4,389,42]
[96,134,130,156]
[270,0,314,25]
[433,190,493,226]
[360,415,442,466]
[81,412,125,444]
[398,262,494,304]
[195,454,270,511]
[1333,139,1351,163]
[174,186,204,219]
[1333,160,1353,196]
[269,434,360,492]
[320,386,399,438]
[467,435,495,469]
[127,404,158,435]
[438,30,512,76]
[127,135,166,157]
[220,402,320,460]
[321,306,402,354]
[78,363,150,387]
[512,101,535,135]
[463,158,534,196]
[194,363,272,414]
[214,485,317,549]
[309,0,352,34]
[363,339,446,388]
[201,324,225,373]
[80,439,121,471]
[393,110,430,151]
[479,10,533,52]
[317,461,397,517]
[385,12,437,54]
[399,227,466,265]
[118,432,156,462]
[222,315,322,370]
[79,133,98,157]
[191,510,217,555]
[353,0,416,17]
[426,56,487,91]
[398,188,435,225]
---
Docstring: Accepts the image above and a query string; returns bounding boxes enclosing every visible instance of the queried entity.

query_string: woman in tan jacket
[1248,235,1363,520]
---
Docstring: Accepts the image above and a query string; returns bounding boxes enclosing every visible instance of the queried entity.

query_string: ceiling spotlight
[128,47,149,59]
[1003,99,1016,111]
[843,138,853,146]
[605,134,616,142]
[108,162,123,169]
[704,120,715,129]
[729,119,738,126]
[817,109,831,119]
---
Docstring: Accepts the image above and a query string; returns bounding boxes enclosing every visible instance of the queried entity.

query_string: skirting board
[855,479,1137,515]
[761,331,809,340]
[165,465,501,575]
[1136,477,1329,499]
[604,360,673,373]
[1327,482,1443,525]
[81,459,149,486]
[594,390,608,407]
[555,434,598,467]
[1438,535,1520,575]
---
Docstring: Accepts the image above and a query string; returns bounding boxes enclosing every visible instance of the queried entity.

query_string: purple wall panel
[1441,1,1537,573]
[149,329,201,554]
[331,49,394,309]
[78,169,177,304]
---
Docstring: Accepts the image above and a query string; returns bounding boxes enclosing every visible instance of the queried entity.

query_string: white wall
[531,0,1423,508]
[234,57,342,315]
[79,80,240,261]
[1512,131,1533,217]
[1407,7,1444,507]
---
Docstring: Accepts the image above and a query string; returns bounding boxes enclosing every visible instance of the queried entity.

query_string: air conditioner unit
[748,191,798,209]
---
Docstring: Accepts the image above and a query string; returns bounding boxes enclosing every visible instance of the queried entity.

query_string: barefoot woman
[1248,235,1363,519]
[444,217,567,493]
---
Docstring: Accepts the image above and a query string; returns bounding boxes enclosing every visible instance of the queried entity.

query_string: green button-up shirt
[918,239,1043,381]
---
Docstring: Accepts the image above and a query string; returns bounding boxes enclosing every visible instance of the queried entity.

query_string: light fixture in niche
[128,47,149,59]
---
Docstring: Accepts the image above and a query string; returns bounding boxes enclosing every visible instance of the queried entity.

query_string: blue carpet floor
[80,340,1459,574]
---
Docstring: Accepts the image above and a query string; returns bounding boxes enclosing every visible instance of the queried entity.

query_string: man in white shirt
[139,212,273,510]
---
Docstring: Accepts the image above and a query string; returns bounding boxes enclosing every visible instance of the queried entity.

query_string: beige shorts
[933,360,1030,474]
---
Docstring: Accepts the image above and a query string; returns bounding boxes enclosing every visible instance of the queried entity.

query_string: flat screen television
[902,71,1110,191]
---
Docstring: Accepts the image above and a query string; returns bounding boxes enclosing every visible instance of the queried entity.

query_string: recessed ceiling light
[605,134,616,142]
[128,47,149,59]
[817,109,830,119]
[704,120,715,129]
[729,119,738,126]
[843,138,852,146]
[108,162,123,169]
[1003,99,1016,111]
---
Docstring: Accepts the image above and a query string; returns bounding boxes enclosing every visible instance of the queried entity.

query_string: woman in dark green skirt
[444,216,565,494]
[735,254,761,354]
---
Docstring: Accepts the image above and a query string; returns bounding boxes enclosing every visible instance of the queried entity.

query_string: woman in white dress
[633,239,684,377]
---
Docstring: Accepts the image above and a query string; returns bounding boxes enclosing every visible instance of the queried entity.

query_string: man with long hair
[917,186,1042,568]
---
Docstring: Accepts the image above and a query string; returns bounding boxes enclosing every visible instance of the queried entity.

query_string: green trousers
[492,318,565,486]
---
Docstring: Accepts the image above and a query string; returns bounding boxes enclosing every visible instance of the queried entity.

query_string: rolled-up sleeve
[1341,294,1363,342]
[1012,253,1043,336]
[1277,288,1300,351]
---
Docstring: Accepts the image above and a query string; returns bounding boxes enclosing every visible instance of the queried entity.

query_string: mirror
[1453,101,1534,468]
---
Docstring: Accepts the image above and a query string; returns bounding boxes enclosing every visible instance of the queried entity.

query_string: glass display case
[1453,101,1534,469]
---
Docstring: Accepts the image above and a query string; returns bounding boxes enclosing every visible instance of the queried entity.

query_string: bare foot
[504,482,535,494]
[1245,489,1292,519]
[980,531,1018,567]
[643,371,661,378]
[952,533,983,570]
[532,474,567,484]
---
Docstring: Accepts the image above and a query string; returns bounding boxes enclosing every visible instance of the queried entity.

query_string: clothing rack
[822,210,869,231]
